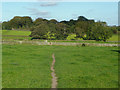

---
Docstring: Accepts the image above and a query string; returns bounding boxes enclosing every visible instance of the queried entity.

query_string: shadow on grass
[111,50,120,53]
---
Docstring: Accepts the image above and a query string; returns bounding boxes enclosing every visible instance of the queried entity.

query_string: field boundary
[2,40,118,47]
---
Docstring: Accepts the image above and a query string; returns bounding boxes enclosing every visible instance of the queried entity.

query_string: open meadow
[1,1,119,89]
[1,30,32,40]
[1,30,119,88]
[53,46,118,88]
[2,44,118,88]
[2,30,31,36]
[2,44,53,88]
[108,34,118,41]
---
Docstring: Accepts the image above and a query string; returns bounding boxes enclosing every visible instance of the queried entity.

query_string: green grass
[53,46,118,88]
[2,44,118,88]
[0,30,2,34]
[107,34,118,41]
[1,30,31,40]
[2,30,31,36]
[2,36,32,40]
[2,44,53,88]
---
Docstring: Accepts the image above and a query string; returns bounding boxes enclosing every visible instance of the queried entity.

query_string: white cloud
[40,2,57,7]
[27,8,51,18]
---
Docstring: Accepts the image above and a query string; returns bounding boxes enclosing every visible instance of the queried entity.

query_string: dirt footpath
[51,53,58,89]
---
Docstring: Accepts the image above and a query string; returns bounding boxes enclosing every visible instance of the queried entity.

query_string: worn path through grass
[51,53,58,88]
[2,44,118,88]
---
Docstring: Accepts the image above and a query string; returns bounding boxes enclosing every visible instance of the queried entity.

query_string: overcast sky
[1,1,118,26]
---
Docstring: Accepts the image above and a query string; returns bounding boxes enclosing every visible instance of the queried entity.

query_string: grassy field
[53,46,118,88]
[1,30,31,40]
[2,30,31,36]
[2,44,53,88]
[2,36,32,40]
[107,34,118,41]
[2,44,118,88]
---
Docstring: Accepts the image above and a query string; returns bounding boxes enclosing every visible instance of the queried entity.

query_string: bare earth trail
[51,53,58,89]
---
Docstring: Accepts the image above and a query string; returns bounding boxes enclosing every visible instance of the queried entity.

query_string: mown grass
[2,44,53,88]
[2,44,118,88]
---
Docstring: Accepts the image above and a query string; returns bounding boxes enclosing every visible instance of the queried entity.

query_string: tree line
[2,16,119,41]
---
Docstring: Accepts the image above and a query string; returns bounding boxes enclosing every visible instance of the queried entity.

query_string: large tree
[2,15,114,41]
[2,21,12,30]
[77,16,88,21]
[86,22,112,41]
[30,23,49,39]
[55,23,69,40]
[3,16,33,30]
[75,20,94,39]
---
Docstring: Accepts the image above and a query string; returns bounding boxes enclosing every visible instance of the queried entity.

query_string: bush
[82,43,86,47]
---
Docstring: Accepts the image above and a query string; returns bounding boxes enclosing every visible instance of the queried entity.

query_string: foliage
[66,34,76,40]
[86,22,112,41]
[2,16,118,41]
[2,21,12,30]
[30,23,49,39]
[2,16,33,30]
[45,32,56,40]
[55,23,69,40]
[75,21,90,39]
[78,16,88,21]
[110,26,118,34]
